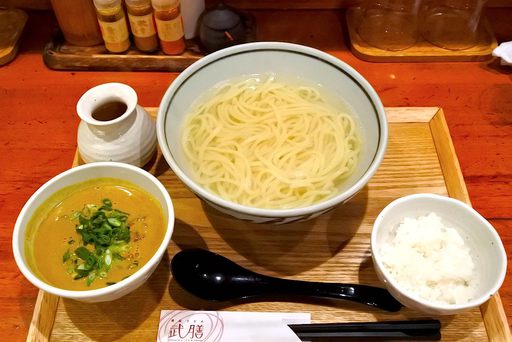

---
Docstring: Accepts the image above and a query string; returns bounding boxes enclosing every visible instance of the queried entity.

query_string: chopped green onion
[75,246,92,260]
[62,198,131,286]
[62,249,70,263]
[86,272,96,286]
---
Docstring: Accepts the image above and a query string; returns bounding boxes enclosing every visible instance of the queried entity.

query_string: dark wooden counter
[1,9,510,341]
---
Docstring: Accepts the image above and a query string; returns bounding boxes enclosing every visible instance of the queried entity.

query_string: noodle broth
[24,178,166,290]
[181,74,362,209]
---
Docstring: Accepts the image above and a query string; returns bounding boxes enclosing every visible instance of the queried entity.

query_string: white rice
[380,212,477,305]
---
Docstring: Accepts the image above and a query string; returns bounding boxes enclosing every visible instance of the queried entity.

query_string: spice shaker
[151,0,186,55]
[125,0,159,52]
[93,0,131,53]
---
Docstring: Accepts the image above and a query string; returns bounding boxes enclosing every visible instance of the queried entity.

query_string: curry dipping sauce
[24,178,166,291]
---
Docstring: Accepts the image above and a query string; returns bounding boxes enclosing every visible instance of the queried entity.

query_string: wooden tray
[43,13,255,72]
[27,107,511,341]
[42,32,204,72]
[346,8,498,62]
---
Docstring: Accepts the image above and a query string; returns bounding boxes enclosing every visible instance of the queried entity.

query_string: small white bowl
[157,42,388,223]
[371,193,507,315]
[12,162,175,303]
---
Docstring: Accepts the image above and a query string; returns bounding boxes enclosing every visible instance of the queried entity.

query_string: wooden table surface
[1,9,511,341]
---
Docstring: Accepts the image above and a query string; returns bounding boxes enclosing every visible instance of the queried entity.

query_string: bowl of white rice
[371,193,507,315]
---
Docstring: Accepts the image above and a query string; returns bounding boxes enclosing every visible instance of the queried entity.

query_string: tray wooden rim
[26,107,511,341]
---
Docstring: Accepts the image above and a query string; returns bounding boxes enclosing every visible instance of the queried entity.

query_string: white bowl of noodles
[157,42,387,223]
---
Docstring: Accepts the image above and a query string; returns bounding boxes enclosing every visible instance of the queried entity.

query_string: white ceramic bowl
[12,162,175,303]
[157,42,388,223]
[371,193,507,315]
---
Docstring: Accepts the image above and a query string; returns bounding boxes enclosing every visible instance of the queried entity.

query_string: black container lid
[202,4,241,30]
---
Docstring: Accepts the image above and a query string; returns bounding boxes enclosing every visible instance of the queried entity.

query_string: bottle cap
[151,0,180,11]
[93,0,122,10]
[202,4,240,30]
[125,0,151,6]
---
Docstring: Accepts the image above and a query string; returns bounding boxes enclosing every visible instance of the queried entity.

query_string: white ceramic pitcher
[77,83,157,167]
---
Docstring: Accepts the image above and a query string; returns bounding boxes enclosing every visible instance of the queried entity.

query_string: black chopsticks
[288,319,441,341]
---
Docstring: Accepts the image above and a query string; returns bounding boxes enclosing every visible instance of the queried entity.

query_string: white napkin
[157,310,311,342]
[492,41,512,66]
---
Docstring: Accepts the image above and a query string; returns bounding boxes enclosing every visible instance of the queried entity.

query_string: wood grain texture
[24,108,497,341]
[385,107,438,123]
[429,109,471,205]
[42,35,204,72]
[482,295,512,342]
[26,292,59,342]
[1,8,512,342]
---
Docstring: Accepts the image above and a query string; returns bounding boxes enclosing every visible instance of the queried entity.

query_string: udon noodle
[182,74,361,209]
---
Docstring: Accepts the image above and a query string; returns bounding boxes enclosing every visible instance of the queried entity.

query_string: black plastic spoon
[171,248,402,312]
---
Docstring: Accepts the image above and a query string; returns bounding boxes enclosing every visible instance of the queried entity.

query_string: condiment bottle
[151,0,186,55]
[125,0,159,52]
[93,0,131,53]
[50,0,103,46]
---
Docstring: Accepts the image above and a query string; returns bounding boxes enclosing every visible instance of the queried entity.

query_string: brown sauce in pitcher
[92,101,128,121]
